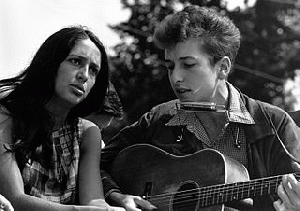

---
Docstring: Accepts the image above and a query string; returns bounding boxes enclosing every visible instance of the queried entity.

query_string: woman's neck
[52,116,68,131]
[45,101,70,131]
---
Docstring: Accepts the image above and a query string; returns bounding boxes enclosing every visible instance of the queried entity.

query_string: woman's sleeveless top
[22,118,83,204]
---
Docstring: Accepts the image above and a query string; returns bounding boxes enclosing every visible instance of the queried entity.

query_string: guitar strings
[143,175,283,208]
[148,179,279,201]
[147,182,279,208]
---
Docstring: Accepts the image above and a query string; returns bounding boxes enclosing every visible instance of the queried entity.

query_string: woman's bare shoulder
[80,118,101,148]
[81,118,98,131]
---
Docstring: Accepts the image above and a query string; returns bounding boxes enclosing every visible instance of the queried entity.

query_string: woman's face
[165,38,219,102]
[53,38,101,108]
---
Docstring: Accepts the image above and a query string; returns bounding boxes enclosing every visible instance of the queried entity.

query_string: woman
[0,26,124,211]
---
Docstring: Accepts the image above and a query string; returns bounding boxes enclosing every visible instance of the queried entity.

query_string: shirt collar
[166,82,255,126]
[226,83,255,124]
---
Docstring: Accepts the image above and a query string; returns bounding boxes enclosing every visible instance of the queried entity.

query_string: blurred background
[2,0,300,141]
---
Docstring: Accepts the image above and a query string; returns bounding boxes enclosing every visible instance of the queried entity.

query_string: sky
[0,0,130,79]
[0,0,257,80]
[3,1,298,109]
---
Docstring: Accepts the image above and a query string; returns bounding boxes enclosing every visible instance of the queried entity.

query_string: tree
[108,0,300,127]
[230,0,300,111]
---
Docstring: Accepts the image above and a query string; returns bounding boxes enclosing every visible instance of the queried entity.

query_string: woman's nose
[77,66,89,82]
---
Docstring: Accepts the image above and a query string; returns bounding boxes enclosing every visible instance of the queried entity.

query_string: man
[100,5,300,211]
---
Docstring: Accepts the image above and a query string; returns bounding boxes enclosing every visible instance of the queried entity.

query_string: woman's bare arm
[78,119,104,205]
[0,113,109,211]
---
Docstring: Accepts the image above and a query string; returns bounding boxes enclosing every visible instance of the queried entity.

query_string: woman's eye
[90,66,100,76]
[69,58,81,66]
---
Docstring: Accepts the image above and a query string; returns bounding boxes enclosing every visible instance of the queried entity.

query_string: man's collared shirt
[166,83,255,167]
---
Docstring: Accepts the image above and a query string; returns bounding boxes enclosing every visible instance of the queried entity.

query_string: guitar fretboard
[196,175,282,207]
[148,175,284,208]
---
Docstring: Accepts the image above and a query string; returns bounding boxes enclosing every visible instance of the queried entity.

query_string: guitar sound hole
[172,181,199,211]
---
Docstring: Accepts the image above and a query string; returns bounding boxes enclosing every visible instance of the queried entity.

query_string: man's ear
[217,56,231,80]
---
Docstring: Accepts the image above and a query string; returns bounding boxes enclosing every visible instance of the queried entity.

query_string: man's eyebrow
[179,56,195,60]
[165,56,195,62]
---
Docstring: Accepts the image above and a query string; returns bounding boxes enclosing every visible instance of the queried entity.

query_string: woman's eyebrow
[68,55,101,68]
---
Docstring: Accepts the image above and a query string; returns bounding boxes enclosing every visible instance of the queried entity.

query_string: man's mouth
[176,88,190,94]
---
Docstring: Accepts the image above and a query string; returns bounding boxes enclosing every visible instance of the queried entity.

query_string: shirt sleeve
[100,169,121,198]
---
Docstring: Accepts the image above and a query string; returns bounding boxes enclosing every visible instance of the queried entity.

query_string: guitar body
[111,144,251,211]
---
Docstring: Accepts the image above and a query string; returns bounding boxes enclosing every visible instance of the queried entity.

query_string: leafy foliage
[108,0,300,128]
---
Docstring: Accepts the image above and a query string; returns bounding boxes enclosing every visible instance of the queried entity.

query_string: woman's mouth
[71,84,85,96]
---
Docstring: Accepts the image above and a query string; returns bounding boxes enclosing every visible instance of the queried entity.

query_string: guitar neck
[198,175,282,207]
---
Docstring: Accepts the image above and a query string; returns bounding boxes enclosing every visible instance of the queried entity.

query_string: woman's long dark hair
[0,26,109,169]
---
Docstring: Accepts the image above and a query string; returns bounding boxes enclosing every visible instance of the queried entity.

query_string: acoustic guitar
[111,144,294,211]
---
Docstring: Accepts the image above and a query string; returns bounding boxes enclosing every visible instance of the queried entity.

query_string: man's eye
[184,63,195,68]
